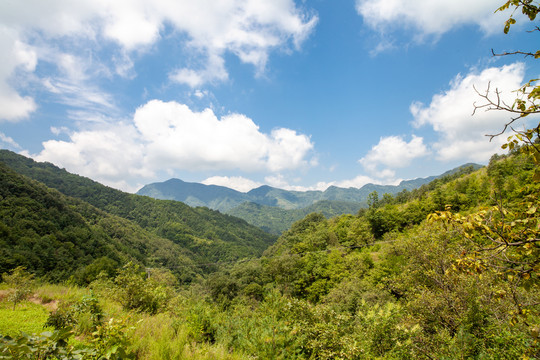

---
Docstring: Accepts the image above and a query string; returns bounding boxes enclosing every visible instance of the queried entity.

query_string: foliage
[114,262,173,314]
[475,1,540,181]
[2,267,34,310]
[46,293,104,335]
[0,150,276,274]
[0,327,93,360]
[0,317,136,360]
[90,317,136,360]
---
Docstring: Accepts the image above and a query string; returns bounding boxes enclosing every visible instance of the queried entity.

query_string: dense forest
[1,145,539,359]
[0,150,276,283]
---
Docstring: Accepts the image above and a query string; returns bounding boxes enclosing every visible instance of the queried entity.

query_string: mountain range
[137,165,482,213]
[136,164,482,234]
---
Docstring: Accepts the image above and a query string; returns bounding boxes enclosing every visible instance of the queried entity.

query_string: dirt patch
[28,296,58,312]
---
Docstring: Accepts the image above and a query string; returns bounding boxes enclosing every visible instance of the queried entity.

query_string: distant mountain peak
[135,163,483,212]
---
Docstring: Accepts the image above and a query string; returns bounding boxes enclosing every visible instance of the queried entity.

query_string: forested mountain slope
[226,164,483,235]
[0,162,197,283]
[226,200,363,235]
[0,150,276,270]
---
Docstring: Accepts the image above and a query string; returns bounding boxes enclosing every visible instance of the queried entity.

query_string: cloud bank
[34,100,315,191]
[359,135,428,178]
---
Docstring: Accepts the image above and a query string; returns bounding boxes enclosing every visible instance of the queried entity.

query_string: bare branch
[472,82,540,140]
[491,48,536,57]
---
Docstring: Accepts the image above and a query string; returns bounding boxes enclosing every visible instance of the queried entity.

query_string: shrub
[2,267,34,310]
[0,327,93,359]
[114,262,173,314]
[46,293,103,335]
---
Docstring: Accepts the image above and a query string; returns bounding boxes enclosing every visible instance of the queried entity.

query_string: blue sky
[0,0,537,192]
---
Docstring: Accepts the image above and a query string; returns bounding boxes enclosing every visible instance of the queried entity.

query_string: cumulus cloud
[33,100,315,191]
[135,100,314,172]
[330,175,389,189]
[0,0,317,114]
[356,0,506,38]
[164,1,318,85]
[34,122,151,192]
[359,135,429,177]
[411,63,530,162]
[202,176,263,192]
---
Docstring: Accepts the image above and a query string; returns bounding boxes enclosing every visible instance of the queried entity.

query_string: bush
[2,267,34,310]
[46,293,103,335]
[114,262,173,314]
[0,328,93,359]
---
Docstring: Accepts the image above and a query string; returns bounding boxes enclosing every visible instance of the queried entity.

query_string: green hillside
[226,200,363,235]
[195,150,539,358]
[0,150,277,273]
[0,161,197,283]
[226,165,483,235]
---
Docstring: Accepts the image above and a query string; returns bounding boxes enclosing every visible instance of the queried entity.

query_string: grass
[34,283,88,303]
[0,300,51,336]
[0,283,251,359]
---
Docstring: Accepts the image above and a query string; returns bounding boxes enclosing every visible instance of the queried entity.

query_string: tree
[474,1,540,180]
[2,266,34,310]
[367,191,379,209]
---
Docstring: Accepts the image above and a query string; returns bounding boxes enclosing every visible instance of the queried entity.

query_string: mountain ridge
[137,163,483,212]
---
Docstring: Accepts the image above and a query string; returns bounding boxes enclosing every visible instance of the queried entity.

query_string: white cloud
[193,90,209,99]
[262,173,387,192]
[0,27,37,121]
[356,0,507,38]
[263,174,325,191]
[359,135,429,176]
[202,176,262,192]
[0,88,37,121]
[50,126,70,136]
[411,63,530,162]
[33,100,315,191]
[169,53,229,87]
[0,132,21,149]
[34,122,151,192]
[42,77,115,112]
[134,100,314,172]
[333,175,389,189]
[0,0,317,116]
